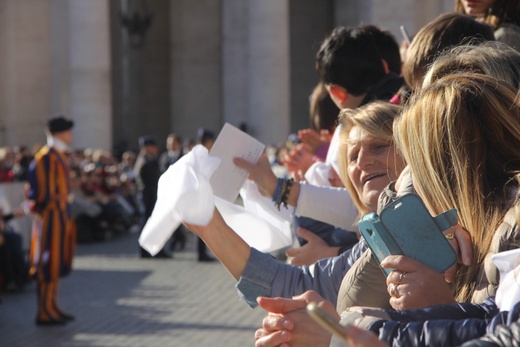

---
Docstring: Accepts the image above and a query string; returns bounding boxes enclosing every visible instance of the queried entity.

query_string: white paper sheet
[209,123,265,202]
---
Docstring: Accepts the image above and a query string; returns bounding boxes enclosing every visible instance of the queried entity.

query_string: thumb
[285,247,299,258]
[233,157,253,171]
[296,227,316,242]
[257,296,307,314]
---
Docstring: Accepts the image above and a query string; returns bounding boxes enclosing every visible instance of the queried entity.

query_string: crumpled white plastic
[235,180,293,252]
[304,161,333,187]
[215,195,293,254]
[139,144,295,255]
[492,248,520,311]
[138,145,220,255]
[304,125,341,187]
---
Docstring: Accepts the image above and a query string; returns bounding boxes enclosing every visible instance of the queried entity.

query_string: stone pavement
[0,231,266,347]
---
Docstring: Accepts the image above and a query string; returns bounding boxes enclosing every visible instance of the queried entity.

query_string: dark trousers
[0,231,28,291]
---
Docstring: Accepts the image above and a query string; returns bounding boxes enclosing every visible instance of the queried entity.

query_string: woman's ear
[381,59,390,74]
[327,84,349,107]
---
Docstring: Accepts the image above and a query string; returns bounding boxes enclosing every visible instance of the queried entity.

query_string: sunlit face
[460,0,495,17]
[347,126,406,212]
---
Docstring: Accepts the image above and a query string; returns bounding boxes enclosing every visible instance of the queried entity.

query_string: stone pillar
[222,0,249,132]
[50,0,71,122]
[288,0,335,133]
[68,0,112,150]
[246,0,290,145]
[170,0,222,141]
[111,0,171,154]
[0,0,53,146]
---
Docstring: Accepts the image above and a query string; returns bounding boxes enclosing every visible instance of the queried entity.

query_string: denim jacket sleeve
[235,240,367,308]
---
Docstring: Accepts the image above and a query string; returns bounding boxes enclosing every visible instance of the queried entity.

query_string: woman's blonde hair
[423,41,520,90]
[402,13,494,90]
[337,101,402,217]
[395,73,520,302]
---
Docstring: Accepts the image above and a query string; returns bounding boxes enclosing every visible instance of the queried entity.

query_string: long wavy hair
[402,13,494,90]
[395,73,520,302]
[423,41,520,91]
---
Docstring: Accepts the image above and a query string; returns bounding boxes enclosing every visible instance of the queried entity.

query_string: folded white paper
[138,145,220,255]
[492,248,520,311]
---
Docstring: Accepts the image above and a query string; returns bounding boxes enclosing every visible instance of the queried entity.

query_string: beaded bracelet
[274,178,294,210]
[272,178,284,203]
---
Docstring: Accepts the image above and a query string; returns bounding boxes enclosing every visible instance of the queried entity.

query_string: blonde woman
[184,102,406,308]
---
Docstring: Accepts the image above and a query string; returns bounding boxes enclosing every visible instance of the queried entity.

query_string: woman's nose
[356,150,375,169]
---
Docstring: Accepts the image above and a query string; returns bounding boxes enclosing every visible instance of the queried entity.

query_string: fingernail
[282,319,293,329]
[280,331,291,341]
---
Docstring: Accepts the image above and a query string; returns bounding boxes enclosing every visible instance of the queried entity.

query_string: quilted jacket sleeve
[461,301,520,347]
[365,298,499,347]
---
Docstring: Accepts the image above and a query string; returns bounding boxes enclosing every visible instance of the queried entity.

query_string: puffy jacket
[462,301,520,347]
[367,297,498,347]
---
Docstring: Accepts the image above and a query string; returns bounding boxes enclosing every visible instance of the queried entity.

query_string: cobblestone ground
[0,231,266,347]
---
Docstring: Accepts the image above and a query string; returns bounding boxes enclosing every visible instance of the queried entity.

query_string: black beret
[47,115,74,134]
[138,135,157,147]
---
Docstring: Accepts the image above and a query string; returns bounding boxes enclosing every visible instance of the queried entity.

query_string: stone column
[0,0,53,146]
[246,0,290,145]
[170,0,222,141]
[68,0,112,150]
[288,0,335,133]
[222,0,249,132]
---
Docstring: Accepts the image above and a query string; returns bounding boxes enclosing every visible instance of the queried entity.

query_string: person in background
[12,145,33,181]
[159,133,187,253]
[134,136,171,259]
[455,0,520,52]
[159,133,183,173]
[27,115,76,325]
[196,128,216,262]
[0,207,29,293]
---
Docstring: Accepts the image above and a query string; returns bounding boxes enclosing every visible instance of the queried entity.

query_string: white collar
[47,135,69,152]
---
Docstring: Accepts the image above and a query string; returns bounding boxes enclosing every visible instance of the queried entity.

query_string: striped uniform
[27,145,76,321]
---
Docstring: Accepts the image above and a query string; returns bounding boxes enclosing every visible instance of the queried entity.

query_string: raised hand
[286,227,340,266]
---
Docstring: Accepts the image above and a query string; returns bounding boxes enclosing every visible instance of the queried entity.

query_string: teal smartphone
[358,194,458,275]
[307,303,350,347]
